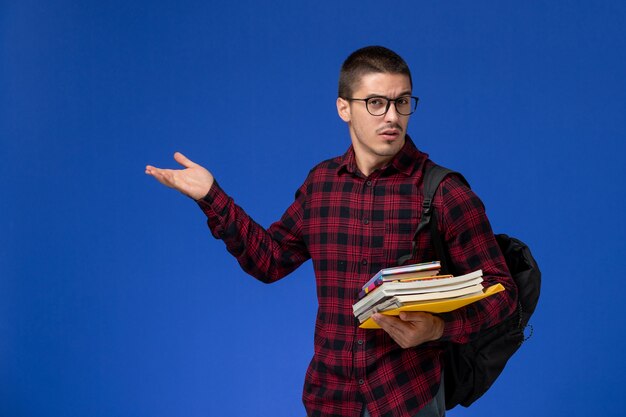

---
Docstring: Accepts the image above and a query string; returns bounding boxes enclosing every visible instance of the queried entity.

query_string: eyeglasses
[343,95,419,116]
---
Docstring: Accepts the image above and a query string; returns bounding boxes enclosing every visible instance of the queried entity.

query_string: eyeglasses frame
[342,95,419,116]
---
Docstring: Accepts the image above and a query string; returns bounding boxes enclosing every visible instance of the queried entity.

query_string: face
[337,72,412,176]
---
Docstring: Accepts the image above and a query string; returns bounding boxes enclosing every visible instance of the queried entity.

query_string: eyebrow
[364,91,413,98]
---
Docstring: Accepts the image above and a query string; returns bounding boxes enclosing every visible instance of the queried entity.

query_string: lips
[377,123,403,140]
[379,129,401,140]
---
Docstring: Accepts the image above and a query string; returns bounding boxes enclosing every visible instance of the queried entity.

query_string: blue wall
[2,1,625,416]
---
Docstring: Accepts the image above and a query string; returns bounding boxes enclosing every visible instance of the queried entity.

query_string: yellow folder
[359,283,505,329]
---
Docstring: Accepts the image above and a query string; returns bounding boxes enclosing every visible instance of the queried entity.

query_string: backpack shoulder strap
[420,164,458,233]
[396,162,469,266]
[419,164,469,274]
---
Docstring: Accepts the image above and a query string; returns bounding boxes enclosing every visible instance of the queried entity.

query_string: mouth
[378,128,402,141]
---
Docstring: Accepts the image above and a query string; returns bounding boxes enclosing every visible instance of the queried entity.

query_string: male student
[146,45,517,417]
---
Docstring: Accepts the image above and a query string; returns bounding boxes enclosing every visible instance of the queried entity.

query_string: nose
[383,101,400,123]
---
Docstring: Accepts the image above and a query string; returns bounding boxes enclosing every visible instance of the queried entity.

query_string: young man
[146,46,517,417]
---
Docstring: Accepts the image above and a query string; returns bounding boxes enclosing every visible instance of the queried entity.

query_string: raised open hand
[145,152,214,200]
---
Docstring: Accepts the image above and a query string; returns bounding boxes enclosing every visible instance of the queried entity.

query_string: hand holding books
[353,261,505,329]
[370,310,446,349]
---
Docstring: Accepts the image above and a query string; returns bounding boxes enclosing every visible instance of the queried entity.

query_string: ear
[336,97,351,123]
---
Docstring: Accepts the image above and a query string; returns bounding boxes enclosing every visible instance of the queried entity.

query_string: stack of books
[353,261,503,329]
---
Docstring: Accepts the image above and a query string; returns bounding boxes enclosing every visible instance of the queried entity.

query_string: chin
[375,146,402,158]
[382,137,405,150]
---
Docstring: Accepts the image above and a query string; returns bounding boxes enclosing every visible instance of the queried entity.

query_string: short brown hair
[338,46,412,98]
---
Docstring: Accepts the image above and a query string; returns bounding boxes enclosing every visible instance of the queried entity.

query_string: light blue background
[2,1,625,416]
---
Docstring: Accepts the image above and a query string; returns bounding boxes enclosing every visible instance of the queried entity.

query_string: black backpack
[418,164,541,410]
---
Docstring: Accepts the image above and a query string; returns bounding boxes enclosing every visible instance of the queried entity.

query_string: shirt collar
[337,135,428,177]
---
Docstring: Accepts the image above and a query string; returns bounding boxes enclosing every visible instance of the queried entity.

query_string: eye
[367,97,386,108]
[396,97,410,105]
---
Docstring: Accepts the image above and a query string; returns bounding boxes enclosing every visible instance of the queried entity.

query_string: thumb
[174,152,197,169]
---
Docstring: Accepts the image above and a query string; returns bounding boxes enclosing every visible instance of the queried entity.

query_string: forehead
[352,72,412,96]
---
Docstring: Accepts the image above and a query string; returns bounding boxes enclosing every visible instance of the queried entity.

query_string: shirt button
[366,180,372,187]
[358,379,365,385]
[357,339,364,345]
[363,218,369,225]
[361,259,368,265]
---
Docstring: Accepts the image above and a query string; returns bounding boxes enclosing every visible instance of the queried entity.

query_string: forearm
[439,265,517,343]
[436,179,518,343]
[197,180,309,282]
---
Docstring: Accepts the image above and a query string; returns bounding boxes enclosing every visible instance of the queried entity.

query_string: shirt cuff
[196,181,230,237]
[439,310,465,342]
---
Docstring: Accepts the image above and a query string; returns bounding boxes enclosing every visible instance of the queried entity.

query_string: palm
[145,152,214,200]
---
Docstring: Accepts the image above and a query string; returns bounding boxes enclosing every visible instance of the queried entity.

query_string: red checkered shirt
[197,137,517,417]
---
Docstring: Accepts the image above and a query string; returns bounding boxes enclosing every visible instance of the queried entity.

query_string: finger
[373,314,412,347]
[373,313,406,333]
[146,165,172,178]
[398,312,444,342]
[147,167,177,188]
[174,152,197,169]
[398,311,431,322]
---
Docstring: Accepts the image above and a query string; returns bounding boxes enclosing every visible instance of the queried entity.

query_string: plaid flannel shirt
[197,137,517,417]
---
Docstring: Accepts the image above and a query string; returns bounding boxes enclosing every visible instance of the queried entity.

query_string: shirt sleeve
[196,179,310,283]
[435,176,518,343]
